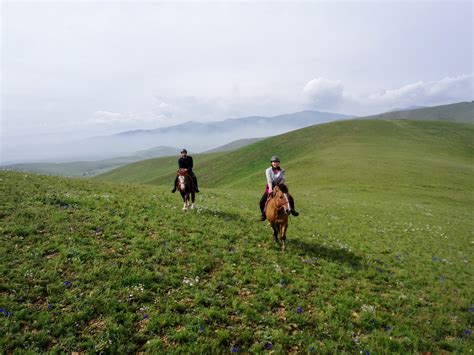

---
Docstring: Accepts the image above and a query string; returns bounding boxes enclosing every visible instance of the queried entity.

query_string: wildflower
[385,325,392,331]
[264,342,273,350]
[47,304,54,310]
[468,307,474,313]
[143,314,149,320]
[297,307,303,314]
[464,329,472,336]
[63,281,72,287]
[365,351,370,355]
[353,336,359,343]
[231,346,239,353]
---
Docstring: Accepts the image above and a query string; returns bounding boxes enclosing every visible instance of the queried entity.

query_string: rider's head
[270,155,280,168]
[181,149,188,157]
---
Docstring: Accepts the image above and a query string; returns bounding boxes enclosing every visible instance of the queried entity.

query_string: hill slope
[366,101,473,123]
[96,119,474,198]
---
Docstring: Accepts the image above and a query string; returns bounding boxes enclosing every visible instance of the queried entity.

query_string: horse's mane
[276,183,289,194]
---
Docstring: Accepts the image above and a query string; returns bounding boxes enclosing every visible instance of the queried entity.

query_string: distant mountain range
[5,146,177,177]
[82,110,354,158]
[5,102,472,176]
[388,105,427,112]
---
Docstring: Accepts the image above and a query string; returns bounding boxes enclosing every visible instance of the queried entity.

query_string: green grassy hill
[365,101,473,123]
[96,119,473,195]
[1,118,473,353]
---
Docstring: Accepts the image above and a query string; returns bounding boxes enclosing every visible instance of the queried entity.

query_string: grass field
[1,118,473,353]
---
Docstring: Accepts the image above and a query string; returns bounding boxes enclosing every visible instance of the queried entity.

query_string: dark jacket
[178,156,194,173]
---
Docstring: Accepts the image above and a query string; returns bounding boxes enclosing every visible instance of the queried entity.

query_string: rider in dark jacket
[172,149,199,193]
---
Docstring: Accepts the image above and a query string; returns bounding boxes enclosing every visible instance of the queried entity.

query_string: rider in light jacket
[259,155,299,221]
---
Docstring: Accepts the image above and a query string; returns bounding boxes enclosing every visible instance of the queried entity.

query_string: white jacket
[265,167,285,190]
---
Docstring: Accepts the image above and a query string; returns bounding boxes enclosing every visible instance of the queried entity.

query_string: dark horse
[265,183,291,250]
[175,168,196,212]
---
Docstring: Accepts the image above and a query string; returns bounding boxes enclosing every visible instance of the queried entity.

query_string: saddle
[177,168,188,176]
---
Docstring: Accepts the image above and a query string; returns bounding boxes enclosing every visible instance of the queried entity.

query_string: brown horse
[265,183,291,250]
[176,168,195,212]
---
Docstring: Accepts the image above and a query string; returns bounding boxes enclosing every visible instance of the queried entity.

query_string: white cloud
[302,78,345,109]
[301,74,473,114]
[368,74,473,107]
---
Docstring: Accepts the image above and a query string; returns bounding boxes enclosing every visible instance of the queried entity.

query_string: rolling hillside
[95,119,474,198]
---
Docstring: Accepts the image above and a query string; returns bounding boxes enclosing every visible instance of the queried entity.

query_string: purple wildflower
[63,281,72,287]
[47,304,54,310]
[264,342,273,350]
[297,307,303,314]
[365,351,370,355]
[464,329,472,336]
[231,346,239,353]
[143,314,149,320]
[385,325,392,331]
[468,307,474,313]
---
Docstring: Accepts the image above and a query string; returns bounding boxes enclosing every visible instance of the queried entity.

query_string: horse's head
[272,184,291,215]
[177,174,186,192]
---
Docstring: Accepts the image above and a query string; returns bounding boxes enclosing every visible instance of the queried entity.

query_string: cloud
[367,74,473,107]
[302,74,473,114]
[302,77,345,109]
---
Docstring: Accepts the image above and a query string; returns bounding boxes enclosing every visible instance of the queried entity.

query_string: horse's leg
[280,224,288,251]
[190,191,195,209]
[182,192,188,212]
[272,224,279,243]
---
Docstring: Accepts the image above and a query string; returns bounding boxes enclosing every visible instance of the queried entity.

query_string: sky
[1,0,473,162]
